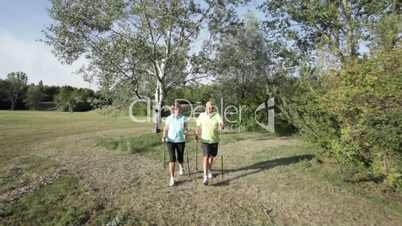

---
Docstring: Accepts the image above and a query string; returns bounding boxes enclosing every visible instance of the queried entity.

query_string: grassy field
[1,110,402,226]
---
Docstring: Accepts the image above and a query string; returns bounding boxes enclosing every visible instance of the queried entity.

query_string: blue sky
[1,1,52,39]
[0,1,263,90]
[0,0,99,89]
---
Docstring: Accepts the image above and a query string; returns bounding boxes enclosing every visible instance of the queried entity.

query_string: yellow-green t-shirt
[196,112,223,143]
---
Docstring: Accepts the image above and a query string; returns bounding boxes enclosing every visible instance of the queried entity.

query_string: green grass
[261,143,402,216]
[0,172,136,226]
[0,155,60,194]
[0,110,150,225]
[0,111,151,163]
[96,128,402,216]
[95,131,269,164]
[305,160,402,215]
[96,133,161,154]
[1,110,402,225]
[2,174,94,225]
[0,110,142,140]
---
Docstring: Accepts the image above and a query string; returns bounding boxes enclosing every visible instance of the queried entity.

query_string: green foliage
[373,14,402,51]
[55,86,96,112]
[261,0,394,62]
[0,79,11,109]
[24,84,45,110]
[4,72,28,110]
[55,86,75,112]
[0,77,99,111]
[202,15,297,132]
[41,85,60,102]
[44,0,245,132]
[284,46,402,189]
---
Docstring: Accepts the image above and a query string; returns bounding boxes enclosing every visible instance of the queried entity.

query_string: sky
[0,1,263,90]
[0,0,97,89]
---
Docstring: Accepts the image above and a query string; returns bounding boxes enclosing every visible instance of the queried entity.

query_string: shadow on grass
[212,154,314,186]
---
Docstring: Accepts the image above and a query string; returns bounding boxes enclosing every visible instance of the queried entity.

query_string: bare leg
[169,162,176,178]
[203,156,209,176]
[208,157,214,171]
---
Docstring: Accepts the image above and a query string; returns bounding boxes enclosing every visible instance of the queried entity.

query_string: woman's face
[172,106,180,116]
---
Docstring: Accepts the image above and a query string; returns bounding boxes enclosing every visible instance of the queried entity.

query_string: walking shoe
[179,165,184,176]
[203,175,208,185]
[208,171,213,179]
[169,177,175,187]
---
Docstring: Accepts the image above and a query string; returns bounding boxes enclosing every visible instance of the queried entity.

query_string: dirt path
[33,131,402,226]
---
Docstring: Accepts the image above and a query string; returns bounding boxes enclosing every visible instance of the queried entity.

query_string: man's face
[206,103,214,114]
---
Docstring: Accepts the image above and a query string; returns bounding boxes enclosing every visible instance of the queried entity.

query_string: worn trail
[30,131,402,226]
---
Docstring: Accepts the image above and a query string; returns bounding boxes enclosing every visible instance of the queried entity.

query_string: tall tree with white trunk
[44,0,238,132]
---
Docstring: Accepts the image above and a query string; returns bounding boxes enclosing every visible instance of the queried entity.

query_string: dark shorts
[202,143,219,157]
[167,142,185,163]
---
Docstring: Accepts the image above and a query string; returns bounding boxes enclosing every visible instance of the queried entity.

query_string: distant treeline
[0,72,105,112]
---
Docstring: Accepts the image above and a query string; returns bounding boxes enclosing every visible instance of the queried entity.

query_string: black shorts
[202,143,219,157]
[166,142,185,163]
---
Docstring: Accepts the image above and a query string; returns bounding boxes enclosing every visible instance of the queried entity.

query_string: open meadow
[1,110,402,226]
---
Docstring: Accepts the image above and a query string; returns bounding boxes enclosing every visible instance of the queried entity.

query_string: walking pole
[186,138,190,176]
[163,139,166,169]
[219,127,224,180]
[195,139,198,172]
[221,155,224,180]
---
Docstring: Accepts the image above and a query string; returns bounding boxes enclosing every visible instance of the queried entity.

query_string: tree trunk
[153,58,166,134]
[153,80,163,133]
[342,0,357,61]
[265,98,269,126]
[10,99,16,110]
[69,103,73,113]
[268,97,275,133]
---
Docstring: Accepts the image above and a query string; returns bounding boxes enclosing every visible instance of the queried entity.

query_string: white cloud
[0,28,97,90]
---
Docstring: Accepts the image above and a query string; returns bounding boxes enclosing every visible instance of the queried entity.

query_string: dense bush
[285,48,402,189]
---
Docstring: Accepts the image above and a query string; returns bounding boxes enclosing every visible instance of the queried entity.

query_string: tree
[42,85,61,102]
[55,86,75,112]
[55,86,95,112]
[0,79,11,109]
[24,84,44,110]
[0,79,9,100]
[73,88,96,111]
[260,0,395,63]
[43,0,238,132]
[372,13,402,51]
[5,72,28,110]
[204,14,297,131]
[272,5,402,188]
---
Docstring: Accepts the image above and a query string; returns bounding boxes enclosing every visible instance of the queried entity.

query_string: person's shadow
[212,154,314,186]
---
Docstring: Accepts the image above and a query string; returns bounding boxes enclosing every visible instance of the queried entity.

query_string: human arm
[218,114,224,130]
[162,120,169,143]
